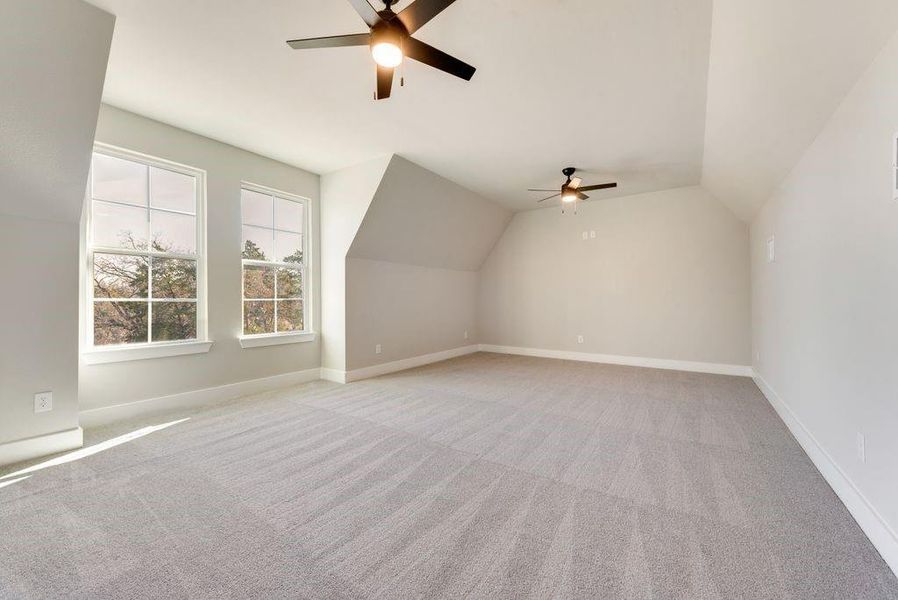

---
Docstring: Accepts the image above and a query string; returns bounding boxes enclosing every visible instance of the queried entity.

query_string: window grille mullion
[88,146,205,349]
[240,186,308,336]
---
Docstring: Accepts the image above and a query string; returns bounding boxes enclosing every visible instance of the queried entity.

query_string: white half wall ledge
[0,427,84,468]
[478,345,753,377]
[753,374,898,578]
[79,368,321,428]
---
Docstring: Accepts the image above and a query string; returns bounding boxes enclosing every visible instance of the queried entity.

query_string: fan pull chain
[400,39,405,87]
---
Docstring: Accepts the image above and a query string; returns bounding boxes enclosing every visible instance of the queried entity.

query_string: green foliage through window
[241,187,306,335]
[89,151,200,346]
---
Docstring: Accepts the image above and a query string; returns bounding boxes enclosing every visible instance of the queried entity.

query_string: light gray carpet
[1,352,896,599]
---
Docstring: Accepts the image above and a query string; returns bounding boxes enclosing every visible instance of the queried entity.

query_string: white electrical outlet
[375,344,382,355]
[34,391,52,413]
[589,230,596,239]
[756,351,761,363]
[767,236,775,263]
[464,330,468,340]
[857,432,866,464]
[577,335,584,344]
[581,231,588,240]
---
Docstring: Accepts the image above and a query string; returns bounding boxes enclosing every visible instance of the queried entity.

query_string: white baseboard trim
[754,373,898,577]
[79,368,322,428]
[0,427,84,468]
[478,344,753,377]
[341,345,480,383]
[320,368,346,384]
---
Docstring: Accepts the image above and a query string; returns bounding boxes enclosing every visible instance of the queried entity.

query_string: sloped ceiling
[78,0,898,221]
[85,0,712,212]
[348,156,511,270]
[0,0,113,224]
[702,0,898,221]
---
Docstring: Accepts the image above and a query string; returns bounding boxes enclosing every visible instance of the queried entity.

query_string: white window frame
[239,181,315,348]
[81,143,211,365]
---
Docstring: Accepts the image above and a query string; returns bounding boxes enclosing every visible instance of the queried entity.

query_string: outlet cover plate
[34,391,52,413]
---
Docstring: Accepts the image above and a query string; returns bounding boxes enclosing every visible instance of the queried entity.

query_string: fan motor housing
[371,22,407,48]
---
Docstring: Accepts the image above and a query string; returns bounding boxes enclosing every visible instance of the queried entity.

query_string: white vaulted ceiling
[702,0,898,220]
[85,0,898,219]
[85,0,713,212]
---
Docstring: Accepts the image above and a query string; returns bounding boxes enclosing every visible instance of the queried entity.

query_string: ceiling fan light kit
[287,0,476,100]
[370,28,404,68]
[529,167,618,214]
[288,4,621,210]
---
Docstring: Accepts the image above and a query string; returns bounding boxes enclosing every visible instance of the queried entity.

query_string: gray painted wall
[752,28,898,549]
[0,219,82,444]
[0,0,113,445]
[80,105,321,411]
[346,259,477,370]
[343,157,510,372]
[479,186,751,366]
[348,156,512,270]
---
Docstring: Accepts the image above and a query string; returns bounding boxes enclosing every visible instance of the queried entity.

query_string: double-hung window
[84,145,207,361]
[241,184,308,340]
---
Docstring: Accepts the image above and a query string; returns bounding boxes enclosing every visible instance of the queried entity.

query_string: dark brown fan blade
[396,0,458,34]
[404,37,476,81]
[578,182,618,192]
[528,188,558,192]
[347,0,381,27]
[537,193,561,203]
[376,65,394,99]
[287,33,370,50]
[577,192,590,200]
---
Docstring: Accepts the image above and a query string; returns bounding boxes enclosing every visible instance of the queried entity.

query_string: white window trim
[239,181,314,347]
[82,340,213,365]
[239,331,317,349]
[81,143,211,364]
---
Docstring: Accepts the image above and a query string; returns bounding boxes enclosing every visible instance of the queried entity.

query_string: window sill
[239,331,317,348]
[82,340,213,365]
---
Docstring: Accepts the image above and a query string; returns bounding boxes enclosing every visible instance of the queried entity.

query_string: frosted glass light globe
[372,42,403,68]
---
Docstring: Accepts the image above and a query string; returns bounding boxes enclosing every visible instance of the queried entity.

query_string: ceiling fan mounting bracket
[371,22,407,45]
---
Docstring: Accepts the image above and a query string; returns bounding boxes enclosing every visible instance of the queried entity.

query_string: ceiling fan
[529,167,618,213]
[286,0,476,100]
